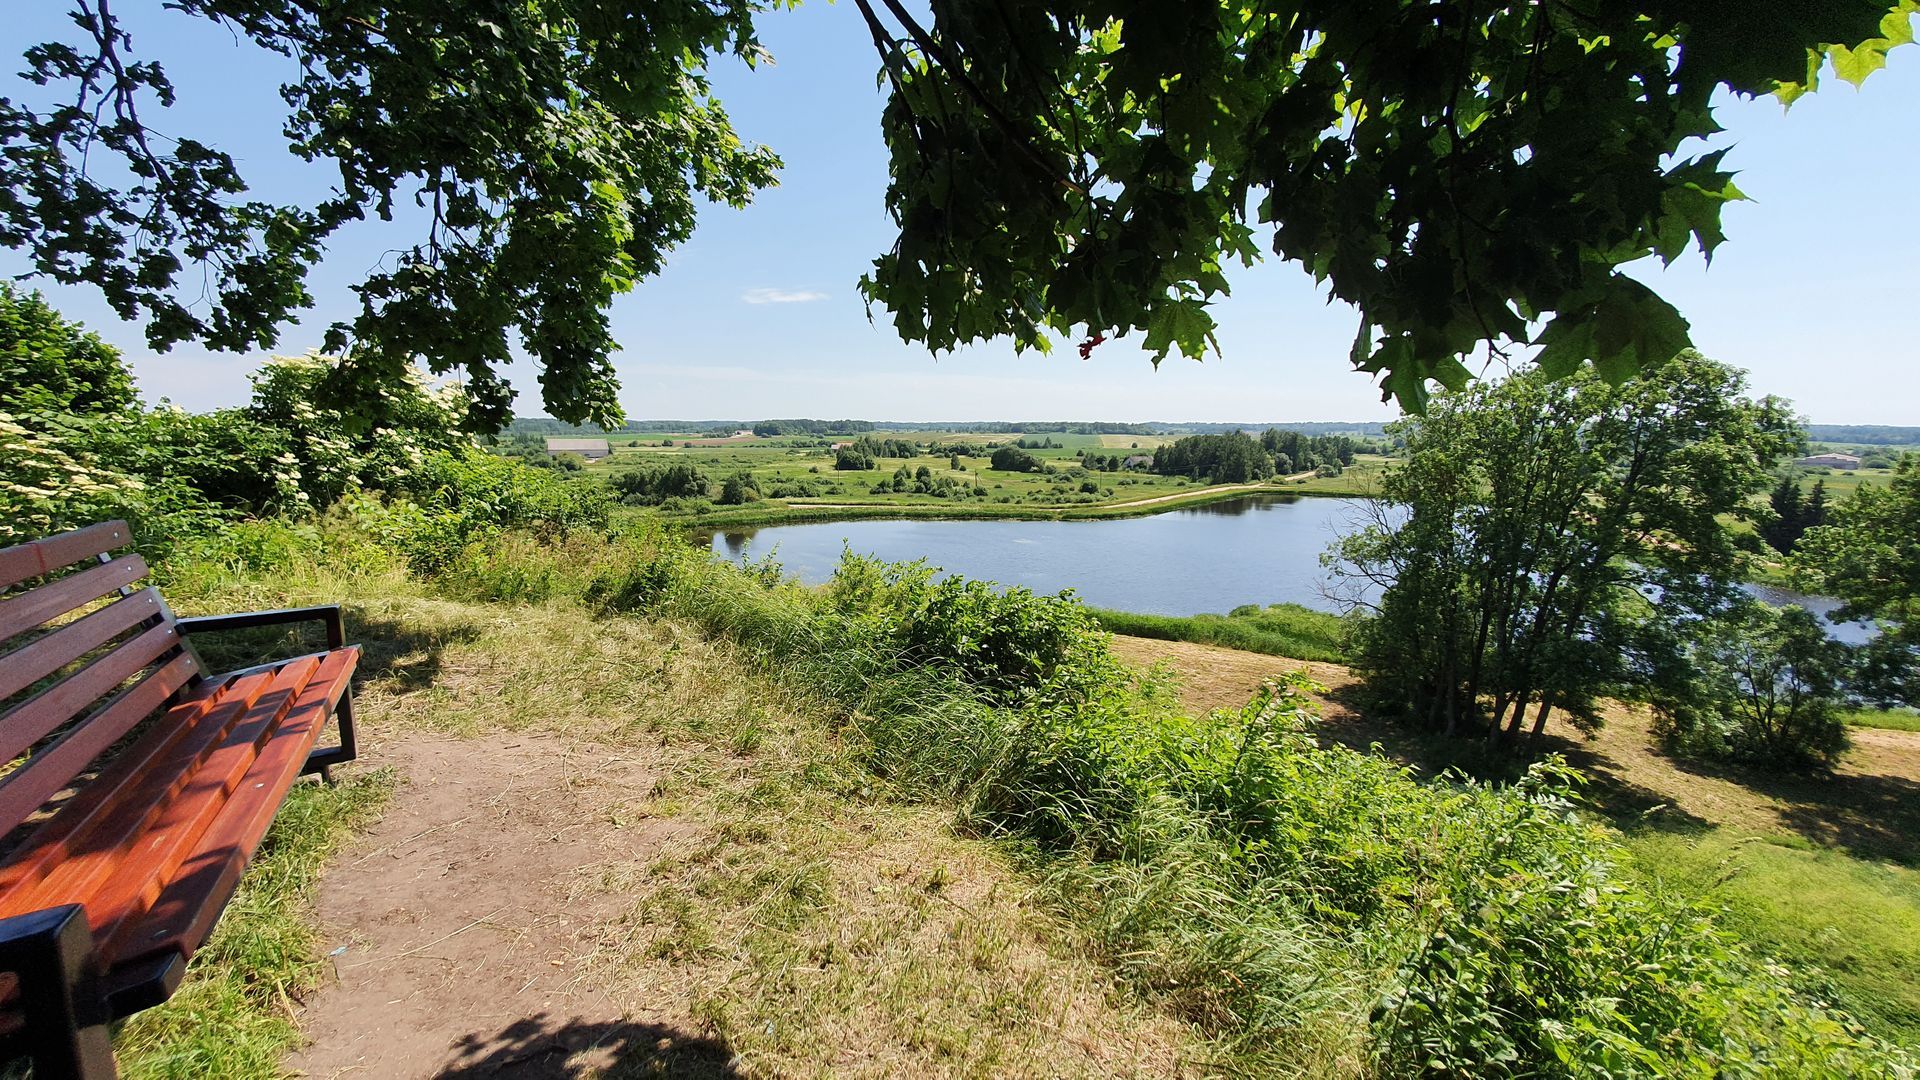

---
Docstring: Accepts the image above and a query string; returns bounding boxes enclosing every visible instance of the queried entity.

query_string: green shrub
[351,449,611,573]
[1652,603,1852,771]
[0,409,225,557]
[246,354,471,508]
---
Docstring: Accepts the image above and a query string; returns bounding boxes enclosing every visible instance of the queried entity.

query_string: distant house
[1122,455,1154,470]
[1796,452,1861,470]
[545,437,611,460]
[829,441,853,450]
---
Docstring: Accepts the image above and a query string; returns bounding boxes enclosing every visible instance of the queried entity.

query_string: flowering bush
[0,410,215,554]
[246,354,472,507]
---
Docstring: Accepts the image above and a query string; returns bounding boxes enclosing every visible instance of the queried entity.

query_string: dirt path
[287,733,714,1078]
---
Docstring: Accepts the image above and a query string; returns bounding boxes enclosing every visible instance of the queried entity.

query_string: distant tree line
[1259,429,1372,472]
[1147,428,1384,483]
[873,464,981,497]
[606,464,710,505]
[1804,424,1920,446]
[751,419,876,436]
[1078,452,1146,472]
[1152,433,1275,483]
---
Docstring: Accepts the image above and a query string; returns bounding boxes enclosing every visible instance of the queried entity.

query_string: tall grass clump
[1089,602,1351,662]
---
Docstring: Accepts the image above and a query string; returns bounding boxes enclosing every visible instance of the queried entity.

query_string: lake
[707,494,1876,641]
[708,495,1382,616]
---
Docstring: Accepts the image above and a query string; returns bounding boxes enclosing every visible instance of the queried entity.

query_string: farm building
[1795,452,1862,470]
[545,437,611,460]
[1123,455,1154,469]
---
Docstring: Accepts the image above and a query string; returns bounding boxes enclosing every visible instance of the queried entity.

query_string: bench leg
[303,690,359,782]
[0,905,116,1079]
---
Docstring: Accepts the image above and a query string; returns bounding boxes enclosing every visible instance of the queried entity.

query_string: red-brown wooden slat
[0,671,273,906]
[0,588,166,703]
[0,620,182,766]
[0,555,148,643]
[0,652,199,837]
[0,521,132,592]
[74,658,321,951]
[0,664,286,914]
[110,648,357,966]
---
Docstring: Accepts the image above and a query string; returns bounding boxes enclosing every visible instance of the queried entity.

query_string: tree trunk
[1528,694,1556,742]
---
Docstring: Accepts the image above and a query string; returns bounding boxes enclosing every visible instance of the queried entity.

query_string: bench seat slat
[49,659,322,952]
[0,521,133,592]
[111,647,358,967]
[0,652,200,838]
[0,620,183,766]
[86,657,324,949]
[0,588,165,703]
[0,555,148,644]
[0,671,276,909]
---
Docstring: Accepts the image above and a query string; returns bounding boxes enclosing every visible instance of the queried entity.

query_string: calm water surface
[708,495,1872,640]
[709,496,1380,615]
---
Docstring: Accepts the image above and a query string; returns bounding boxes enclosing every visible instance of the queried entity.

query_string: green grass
[1842,706,1920,732]
[1622,829,1920,1046]
[579,431,1391,528]
[112,770,394,1077]
[1090,603,1350,663]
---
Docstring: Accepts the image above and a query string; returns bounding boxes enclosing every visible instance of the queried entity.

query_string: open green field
[573,430,1391,526]
[1789,465,1897,500]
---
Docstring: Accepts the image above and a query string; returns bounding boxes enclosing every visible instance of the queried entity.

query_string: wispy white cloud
[742,287,829,305]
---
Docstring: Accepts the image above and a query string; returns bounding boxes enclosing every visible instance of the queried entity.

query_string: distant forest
[1804,424,1920,446]
[502,418,1393,438]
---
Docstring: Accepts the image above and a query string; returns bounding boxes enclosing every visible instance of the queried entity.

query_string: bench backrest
[0,522,202,837]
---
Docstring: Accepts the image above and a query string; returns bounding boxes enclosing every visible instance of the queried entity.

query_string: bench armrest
[175,605,345,650]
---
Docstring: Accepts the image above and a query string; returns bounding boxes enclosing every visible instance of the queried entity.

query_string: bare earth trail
[286,733,714,1078]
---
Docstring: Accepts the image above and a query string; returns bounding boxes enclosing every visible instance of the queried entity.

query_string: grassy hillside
[1109,635,1920,1050]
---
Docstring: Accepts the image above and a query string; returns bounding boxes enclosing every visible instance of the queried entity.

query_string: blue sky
[5,5,1917,425]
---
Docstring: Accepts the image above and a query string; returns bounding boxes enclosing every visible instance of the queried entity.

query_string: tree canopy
[4,1,1913,425]
[3,0,780,430]
[856,0,1916,410]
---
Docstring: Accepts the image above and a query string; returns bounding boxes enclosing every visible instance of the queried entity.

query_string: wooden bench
[0,521,361,1078]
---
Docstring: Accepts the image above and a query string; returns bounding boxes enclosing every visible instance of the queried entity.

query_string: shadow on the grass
[435,1014,739,1079]
[178,602,484,700]
[1668,755,1920,866]
[1315,681,1920,864]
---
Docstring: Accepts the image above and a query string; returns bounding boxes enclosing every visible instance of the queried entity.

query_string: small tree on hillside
[1650,603,1852,771]
[719,470,760,505]
[1329,349,1801,745]
[990,446,1043,473]
[834,446,876,471]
